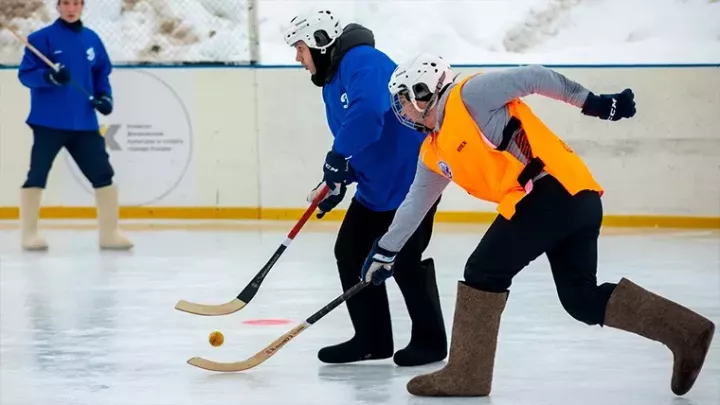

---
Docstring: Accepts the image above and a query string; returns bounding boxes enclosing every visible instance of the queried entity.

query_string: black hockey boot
[317,259,394,364]
[393,258,448,366]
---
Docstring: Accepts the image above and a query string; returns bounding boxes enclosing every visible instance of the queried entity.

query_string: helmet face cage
[388,54,453,134]
[391,87,433,133]
[390,73,448,134]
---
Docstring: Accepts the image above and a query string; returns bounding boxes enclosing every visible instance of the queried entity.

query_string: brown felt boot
[407,281,507,397]
[604,278,715,396]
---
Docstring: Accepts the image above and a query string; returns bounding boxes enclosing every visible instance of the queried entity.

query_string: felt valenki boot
[407,281,507,396]
[604,278,715,396]
[393,258,448,366]
[20,187,48,251]
[317,258,394,363]
[94,184,133,250]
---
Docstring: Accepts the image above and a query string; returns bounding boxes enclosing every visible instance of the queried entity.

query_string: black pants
[333,195,444,349]
[23,124,114,189]
[464,175,616,326]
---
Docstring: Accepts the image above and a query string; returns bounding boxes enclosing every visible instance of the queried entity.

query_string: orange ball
[208,330,224,347]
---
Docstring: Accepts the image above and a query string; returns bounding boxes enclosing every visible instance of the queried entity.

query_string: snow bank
[0,0,250,64]
[508,0,720,64]
[0,0,718,65]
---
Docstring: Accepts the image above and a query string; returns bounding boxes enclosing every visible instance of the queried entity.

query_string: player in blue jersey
[283,10,447,366]
[17,0,132,251]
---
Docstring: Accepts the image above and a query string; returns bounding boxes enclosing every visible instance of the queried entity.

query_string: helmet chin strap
[415,121,434,134]
[415,107,435,134]
[416,71,448,134]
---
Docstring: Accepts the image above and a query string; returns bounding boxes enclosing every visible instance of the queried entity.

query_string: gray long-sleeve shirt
[378,64,591,252]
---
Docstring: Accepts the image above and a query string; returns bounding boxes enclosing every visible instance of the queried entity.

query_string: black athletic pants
[23,124,114,189]
[464,175,617,326]
[334,195,443,349]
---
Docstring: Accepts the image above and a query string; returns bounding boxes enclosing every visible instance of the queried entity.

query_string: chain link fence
[0,0,258,65]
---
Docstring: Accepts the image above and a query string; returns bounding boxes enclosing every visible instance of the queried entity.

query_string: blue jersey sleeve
[331,52,389,158]
[17,31,54,89]
[92,36,113,98]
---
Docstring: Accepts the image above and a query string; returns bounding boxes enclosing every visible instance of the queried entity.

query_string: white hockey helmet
[283,10,343,54]
[388,53,454,133]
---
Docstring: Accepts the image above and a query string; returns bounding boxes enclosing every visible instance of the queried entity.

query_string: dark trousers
[23,125,114,189]
[464,175,616,326]
[334,196,444,349]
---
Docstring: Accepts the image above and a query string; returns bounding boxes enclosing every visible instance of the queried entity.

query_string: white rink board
[0,66,718,216]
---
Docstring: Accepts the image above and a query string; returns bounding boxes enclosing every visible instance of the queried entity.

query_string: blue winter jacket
[322,25,426,212]
[18,18,113,131]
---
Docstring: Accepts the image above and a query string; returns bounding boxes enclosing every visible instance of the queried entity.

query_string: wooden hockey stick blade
[186,280,369,372]
[174,184,329,317]
[187,322,308,372]
[174,298,246,316]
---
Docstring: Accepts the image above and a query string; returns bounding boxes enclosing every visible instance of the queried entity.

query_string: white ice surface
[1,222,719,405]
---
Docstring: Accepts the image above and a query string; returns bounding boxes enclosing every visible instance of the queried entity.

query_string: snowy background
[0,0,719,65]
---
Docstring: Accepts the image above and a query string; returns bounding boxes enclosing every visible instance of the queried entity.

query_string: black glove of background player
[44,64,71,86]
[92,94,113,116]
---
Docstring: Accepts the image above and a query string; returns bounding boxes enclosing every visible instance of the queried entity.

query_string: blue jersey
[18,19,112,131]
[322,45,426,212]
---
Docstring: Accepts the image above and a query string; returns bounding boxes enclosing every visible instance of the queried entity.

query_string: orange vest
[420,75,603,219]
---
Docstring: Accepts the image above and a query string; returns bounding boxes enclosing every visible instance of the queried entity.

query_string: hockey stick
[2,22,96,101]
[187,280,370,372]
[174,183,330,316]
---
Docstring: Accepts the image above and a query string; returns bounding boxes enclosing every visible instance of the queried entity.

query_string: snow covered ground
[0,0,719,65]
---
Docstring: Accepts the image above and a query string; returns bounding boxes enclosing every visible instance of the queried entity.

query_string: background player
[361,54,715,396]
[17,0,133,251]
[283,11,447,366]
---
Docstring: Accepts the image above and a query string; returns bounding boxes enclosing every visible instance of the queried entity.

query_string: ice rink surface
[1,220,718,405]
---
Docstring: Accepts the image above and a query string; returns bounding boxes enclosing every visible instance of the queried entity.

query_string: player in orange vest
[359,53,715,398]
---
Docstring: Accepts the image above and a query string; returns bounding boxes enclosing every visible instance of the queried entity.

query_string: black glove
[44,64,71,86]
[92,94,113,115]
[322,149,350,187]
[581,88,636,121]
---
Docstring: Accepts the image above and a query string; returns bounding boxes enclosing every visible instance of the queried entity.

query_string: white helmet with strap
[283,10,343,54]
[388,53,454,133]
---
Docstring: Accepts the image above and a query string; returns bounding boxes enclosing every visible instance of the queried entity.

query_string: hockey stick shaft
[306,278,368,325]
[252,280,369,358]
[4,23,95,100]
[174,183,330,315]
[236,183,330,303]
[187,280,370,372]
[262,280,370,357]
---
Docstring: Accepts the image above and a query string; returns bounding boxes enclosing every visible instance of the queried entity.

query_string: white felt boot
[20,188,48,251]
[94,184,133,250]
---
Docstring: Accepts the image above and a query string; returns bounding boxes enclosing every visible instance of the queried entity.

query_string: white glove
[361,239,397,285]
[307,182,340,203]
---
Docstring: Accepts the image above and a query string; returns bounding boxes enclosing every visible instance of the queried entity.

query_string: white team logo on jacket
[86,47,95,61]
[340,93,348,109]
